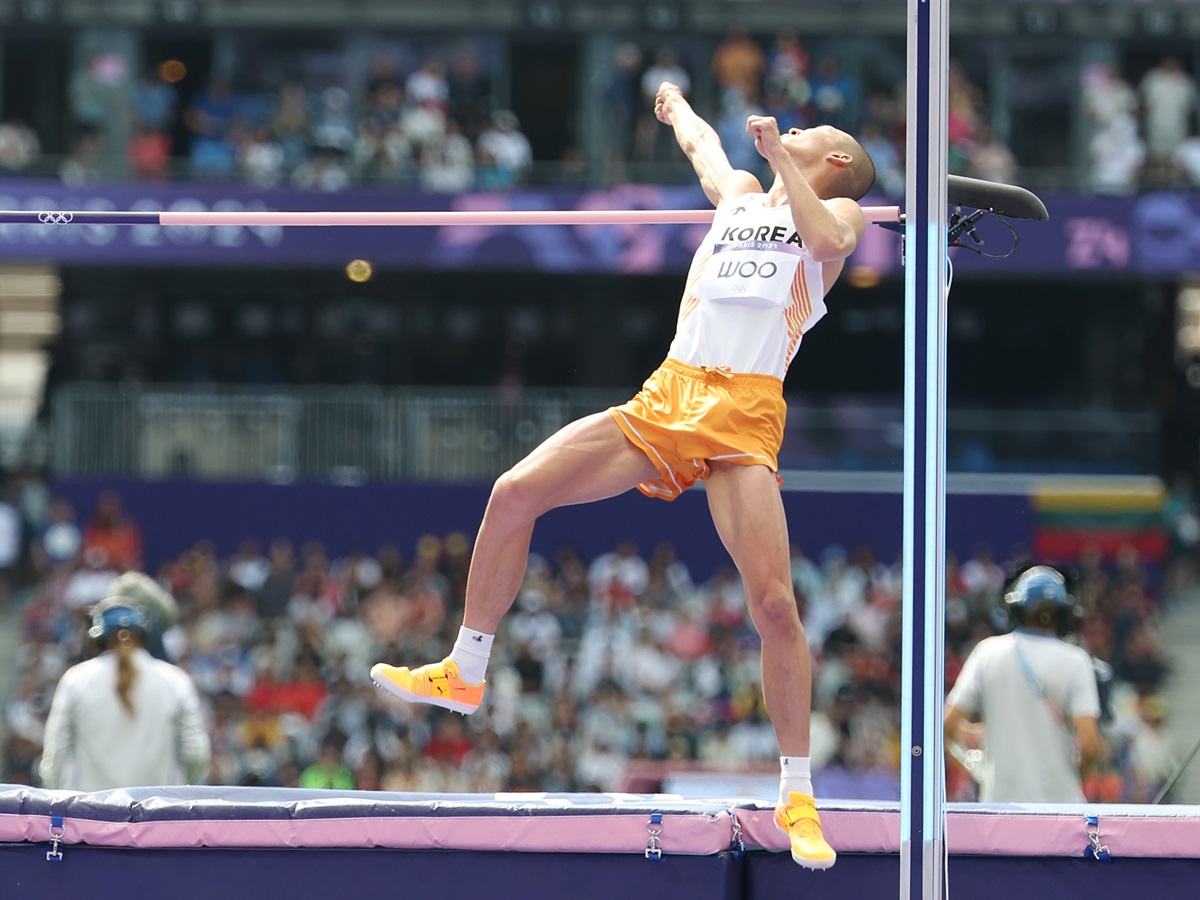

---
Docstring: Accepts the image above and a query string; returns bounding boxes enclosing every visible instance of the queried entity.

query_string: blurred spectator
[69,53,132,178]
[637,48,691,164]
[641,47,691,102]
[365,54,404,100]
[809,56,860,134]
[227,539,270,594]
[588,540,649,612]
[1162,474,1200,593]
[402,97,449,160]
[1138,56,1197,186]
[965,122,1017,184]
[133,67,179,131]
[0,489,18,610]
[1089,112,1146,196]
[82,491,143,573]
[270,82,313,173]
[947,62,984,174]
[377,122,419,184]
[240,126,286,189]
[366,82,405,134]
[765,29,810,103]
[406,58,450,110]
[764,84,809,138]
[1123,693,1175,802]
[712,26,766,105]
[184,79,238,178]
[127,125,172,180]
[291,147,350,193]
[857,121,903,198]
[961,544,1004,598]
[298,741,354,790]
[256,537,296,620]
[1114,618,1169,694]
[715,89,768,178]
[447,51,494,142]
[36,497,81,575]
[420,119,475,192]
[424,713,473,765]
[0,120,41,172]
[311,87,356,155]
[1176,134,1200,188]
[476,110,532,190]
[59,128,104,186]
[1082,63,1139,129]
[602,42,645,181]
[245,649,327,720]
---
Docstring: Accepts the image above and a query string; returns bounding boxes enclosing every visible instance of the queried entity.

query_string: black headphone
[1001,560,1083,637]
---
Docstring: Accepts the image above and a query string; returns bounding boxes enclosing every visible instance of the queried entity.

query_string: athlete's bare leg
[704,461,811,756]
[462,412,658,633]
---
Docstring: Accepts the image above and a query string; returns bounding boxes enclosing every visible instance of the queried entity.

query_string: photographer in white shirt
[945,565,1102,803]
[39,596,210,792]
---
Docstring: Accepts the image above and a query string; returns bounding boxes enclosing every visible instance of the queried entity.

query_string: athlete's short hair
[831,133,876,202]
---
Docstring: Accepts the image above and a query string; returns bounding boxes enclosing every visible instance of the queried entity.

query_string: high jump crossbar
[0,207,898,227]
[0,176,1046,229]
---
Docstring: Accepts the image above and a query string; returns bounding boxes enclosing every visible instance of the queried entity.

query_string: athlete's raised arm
[746,115,865,263]
[655,82,760,208]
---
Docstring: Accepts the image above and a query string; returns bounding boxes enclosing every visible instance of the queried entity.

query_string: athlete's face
[781,125,850,166]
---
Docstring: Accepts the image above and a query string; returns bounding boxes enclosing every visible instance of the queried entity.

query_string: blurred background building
[1,0,1199,804]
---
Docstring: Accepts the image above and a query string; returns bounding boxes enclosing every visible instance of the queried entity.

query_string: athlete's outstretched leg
[705,461,834,870]
[371,412,656,713]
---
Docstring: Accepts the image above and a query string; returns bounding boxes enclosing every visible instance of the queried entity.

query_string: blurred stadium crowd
[0,479,1183,802]
[0,28,1196,195]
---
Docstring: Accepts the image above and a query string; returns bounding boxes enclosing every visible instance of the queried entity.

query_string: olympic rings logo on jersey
[38,212,74,225]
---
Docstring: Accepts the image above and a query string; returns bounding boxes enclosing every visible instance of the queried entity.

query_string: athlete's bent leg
[704,461,834,869]
[372,412,657,712]
[462,412,657,630]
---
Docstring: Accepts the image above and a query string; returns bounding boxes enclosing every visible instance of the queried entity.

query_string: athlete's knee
[747,580,804,637]
[488,467,551,523]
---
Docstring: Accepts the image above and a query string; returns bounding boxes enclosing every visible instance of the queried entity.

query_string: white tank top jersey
[667,192,829,380]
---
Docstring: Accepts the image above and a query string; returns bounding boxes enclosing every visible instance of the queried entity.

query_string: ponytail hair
[88,597,148,715]
[113,629,139,716]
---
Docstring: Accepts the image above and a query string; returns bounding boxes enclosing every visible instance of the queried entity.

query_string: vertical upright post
[901,0,949,898]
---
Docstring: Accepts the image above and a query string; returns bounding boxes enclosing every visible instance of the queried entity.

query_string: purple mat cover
[1,787,1196,859]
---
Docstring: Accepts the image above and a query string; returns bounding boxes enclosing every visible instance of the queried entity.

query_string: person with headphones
[106,569,180,660]
[39,596,211,792]
[944,565,1103,803]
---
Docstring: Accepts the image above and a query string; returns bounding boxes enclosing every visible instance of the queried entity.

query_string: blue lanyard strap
[1013,634,1068,726]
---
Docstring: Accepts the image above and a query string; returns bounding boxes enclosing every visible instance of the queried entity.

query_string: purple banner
[51,478,1033,580]
[0,178,1195,276]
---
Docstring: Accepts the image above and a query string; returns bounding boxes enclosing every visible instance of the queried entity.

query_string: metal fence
[0,392,40,470]
[48,385,628,482]
[40,384,1162,482]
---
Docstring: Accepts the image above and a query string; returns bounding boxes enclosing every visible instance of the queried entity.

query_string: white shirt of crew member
[946,630,1100,803]
[669,191,828,380]
[39,647,211,792]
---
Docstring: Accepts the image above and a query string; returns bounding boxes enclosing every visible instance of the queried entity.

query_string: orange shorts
[608,357,786,501]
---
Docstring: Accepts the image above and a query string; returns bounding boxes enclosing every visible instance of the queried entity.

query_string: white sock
[448,626,493,685]
[778,756,814,805]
